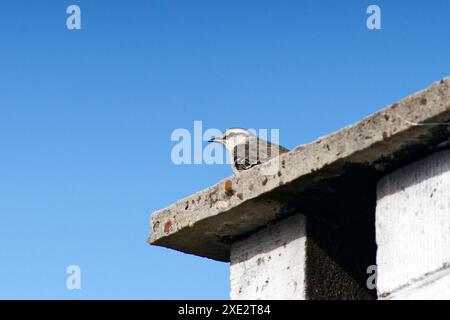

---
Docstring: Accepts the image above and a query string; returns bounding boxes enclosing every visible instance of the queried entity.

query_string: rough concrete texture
[383,267,450,300]
[376,150,450,298]
[149,77,450,262]
[230,214,306,300]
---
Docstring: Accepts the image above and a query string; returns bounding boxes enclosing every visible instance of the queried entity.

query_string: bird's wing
[233,138,285,169]
[233,137,289,172]
[233,138,260,171]
[265,140,289,157]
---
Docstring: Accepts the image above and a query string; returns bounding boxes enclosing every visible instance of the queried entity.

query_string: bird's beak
[208,137,223,143]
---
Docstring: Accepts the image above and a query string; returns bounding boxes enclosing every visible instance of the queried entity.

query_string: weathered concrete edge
[149,77,450,261]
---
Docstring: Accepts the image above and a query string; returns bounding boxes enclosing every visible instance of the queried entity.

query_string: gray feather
[233,136,288,173]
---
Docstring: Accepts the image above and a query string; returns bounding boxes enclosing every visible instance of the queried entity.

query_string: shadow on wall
[300,165,378,300]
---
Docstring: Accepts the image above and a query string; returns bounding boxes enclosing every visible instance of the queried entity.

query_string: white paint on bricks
[387,266,450,300]
[376,150,450,297]
[230,214,306,300]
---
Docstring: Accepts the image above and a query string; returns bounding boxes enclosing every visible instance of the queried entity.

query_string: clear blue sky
[0,0,449,299]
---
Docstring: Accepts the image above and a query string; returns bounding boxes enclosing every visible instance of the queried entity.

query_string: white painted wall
[388,267,450,300]
[376,150,450,298]
[230,214,306,300]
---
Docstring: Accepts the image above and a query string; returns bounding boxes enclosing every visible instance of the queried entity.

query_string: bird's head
[208,128,254,149]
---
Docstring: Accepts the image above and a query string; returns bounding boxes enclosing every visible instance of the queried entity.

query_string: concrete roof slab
[149,78,450,262]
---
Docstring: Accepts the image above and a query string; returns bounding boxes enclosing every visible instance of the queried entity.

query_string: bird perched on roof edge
[208,128,289,174]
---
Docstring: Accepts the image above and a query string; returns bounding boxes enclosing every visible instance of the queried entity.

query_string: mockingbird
[208,128,289,174]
